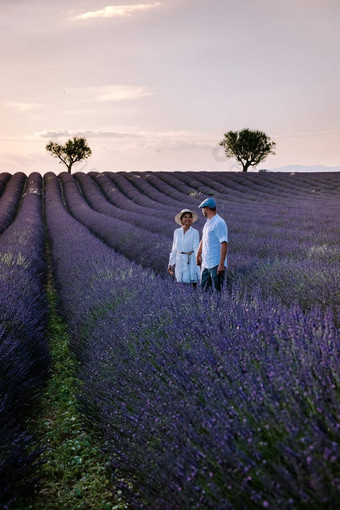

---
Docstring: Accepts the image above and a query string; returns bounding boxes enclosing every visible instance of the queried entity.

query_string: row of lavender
[0,172,27,234]
[0,173,50,508]
[62,170,340,312]
[1,171,339,507]
[44,172,340,508]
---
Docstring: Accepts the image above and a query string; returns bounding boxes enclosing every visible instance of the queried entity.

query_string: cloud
[4,102,43,112]
[37,130,71,139]
[65,85,155,102]
[37,129,142,139]
[97,86,154,101]
[36,129,215,152]
[0,151,44,171]
[162,141,213,151]
[73,2,161,20]
[139,139,213,153]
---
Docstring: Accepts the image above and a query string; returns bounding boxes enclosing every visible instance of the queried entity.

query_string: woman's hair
[180,211,193,222]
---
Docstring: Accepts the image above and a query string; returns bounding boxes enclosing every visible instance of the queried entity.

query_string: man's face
[201,207,209,218]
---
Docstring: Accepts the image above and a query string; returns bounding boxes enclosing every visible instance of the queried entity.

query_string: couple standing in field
[167,198,228,291]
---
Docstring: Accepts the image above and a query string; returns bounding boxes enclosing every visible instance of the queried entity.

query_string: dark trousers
[201,266,225,292]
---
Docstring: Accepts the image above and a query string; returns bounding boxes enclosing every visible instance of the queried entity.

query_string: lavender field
[1,170,340,509]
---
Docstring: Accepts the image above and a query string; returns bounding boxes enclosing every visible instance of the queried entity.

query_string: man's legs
[201,267,213,291]
[201,266,225,292]
[211,266,224,292]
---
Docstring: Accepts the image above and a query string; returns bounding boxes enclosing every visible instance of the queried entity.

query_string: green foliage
[15,290,124,510]
[219,128,276,172]
[46,137,92,174]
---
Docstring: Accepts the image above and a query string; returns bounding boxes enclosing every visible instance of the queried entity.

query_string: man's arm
[196,239,203,266]
[217,241,228,274]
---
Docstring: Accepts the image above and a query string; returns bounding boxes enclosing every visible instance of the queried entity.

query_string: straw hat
[174,209,198,225]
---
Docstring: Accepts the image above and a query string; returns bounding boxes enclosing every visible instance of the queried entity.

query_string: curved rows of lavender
[89,171,174,217]
[0,172,11,197]
[74,172,177,237]
[64,170,340,310]
[58,172,172,272]
[45,171,339,508]
[0,173,50,507]
[0,172,27,233]
[0,170,339,508]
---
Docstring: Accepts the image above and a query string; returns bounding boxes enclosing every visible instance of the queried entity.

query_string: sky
[1,0,340,174]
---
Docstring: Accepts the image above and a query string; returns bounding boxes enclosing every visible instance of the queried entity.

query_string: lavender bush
[0,172,27,233]
[121,170,199,205]
[82,289,339,509]
[88,171,164,215]
[1,169,338,508]
[0,172,50,507]
[0,172,11,198]
[63,171,340,311]
[89,171,185,227]
[74,172,185,237]
[43,171,340,509]
[170,170,218,197]
[59,172,171,273]
[105,171,185,210]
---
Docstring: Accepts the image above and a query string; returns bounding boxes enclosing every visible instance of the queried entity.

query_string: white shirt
[201,214,228,269]
[169,226,201,283]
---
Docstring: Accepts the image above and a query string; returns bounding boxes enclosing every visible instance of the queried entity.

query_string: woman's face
[181,213,193,227]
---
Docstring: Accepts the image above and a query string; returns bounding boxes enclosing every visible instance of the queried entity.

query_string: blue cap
[198,197,216,208]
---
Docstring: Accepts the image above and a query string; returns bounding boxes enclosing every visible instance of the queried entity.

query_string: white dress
[169,227,201,283]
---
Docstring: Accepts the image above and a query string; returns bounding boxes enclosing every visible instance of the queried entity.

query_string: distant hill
[269,164,340,173]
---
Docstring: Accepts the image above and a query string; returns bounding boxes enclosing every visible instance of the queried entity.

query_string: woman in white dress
[167,209,201,285]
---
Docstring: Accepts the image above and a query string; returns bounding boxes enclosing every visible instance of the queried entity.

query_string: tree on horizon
[219,129,276,172]
[46,137,92,174]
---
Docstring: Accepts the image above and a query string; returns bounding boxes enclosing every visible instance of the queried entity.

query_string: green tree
[219,128,276,172]
[46,137,92,174]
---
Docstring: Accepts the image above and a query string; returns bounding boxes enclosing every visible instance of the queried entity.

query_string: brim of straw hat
[174,209,198,225]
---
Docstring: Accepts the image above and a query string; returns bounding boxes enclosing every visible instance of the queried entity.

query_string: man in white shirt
[196,198,228,291]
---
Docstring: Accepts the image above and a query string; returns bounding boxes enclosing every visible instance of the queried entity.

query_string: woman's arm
[193,229,200,253]
[168,230,177,273]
